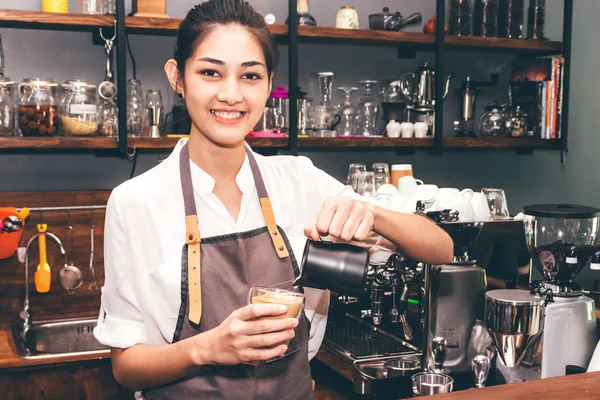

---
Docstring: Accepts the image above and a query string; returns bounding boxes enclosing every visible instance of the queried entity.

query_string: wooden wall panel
[0,191,111,324]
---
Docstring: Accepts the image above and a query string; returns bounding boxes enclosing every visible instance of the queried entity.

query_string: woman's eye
[201,69,221,78]
[242,73,261,80]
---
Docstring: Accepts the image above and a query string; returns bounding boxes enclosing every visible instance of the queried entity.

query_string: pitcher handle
[460,188,474,201]
[398,73,415,101]
[415,179,424,185]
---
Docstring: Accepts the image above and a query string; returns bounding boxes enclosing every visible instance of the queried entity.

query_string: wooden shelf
[297,26,434,47]
[443,137,563,149]
[445,35,562,54]
[298,137,434,148]
[125,16,287,37]
[0,9,114,31]
[0,136,118,149]
[128,136,289,149]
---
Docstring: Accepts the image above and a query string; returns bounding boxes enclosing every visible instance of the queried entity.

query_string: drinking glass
[127,79,144,137]
[372,163,390,189]
[347,163,367,190]
[482,188,510,219]
[357,80,379,136]
[248,284,305,362]
[336,87,360,136]
[356,171,376,198]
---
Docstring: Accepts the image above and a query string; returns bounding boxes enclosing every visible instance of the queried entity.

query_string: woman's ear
[165,59,184,98]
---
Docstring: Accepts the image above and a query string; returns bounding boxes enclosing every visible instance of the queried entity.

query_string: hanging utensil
[34,223,51,293]
[58,209,83,294]
[88,209,98,291]
[98,22,117,101]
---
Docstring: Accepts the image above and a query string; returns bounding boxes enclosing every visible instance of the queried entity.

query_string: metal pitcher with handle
[399,62,454,107]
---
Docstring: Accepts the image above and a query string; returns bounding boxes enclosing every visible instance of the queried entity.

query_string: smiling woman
[93,1,453,399]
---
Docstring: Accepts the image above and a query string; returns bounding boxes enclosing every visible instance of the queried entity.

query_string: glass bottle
[18,78,59,137]
[527,0,545,40]
[127,79,144,137]
[146,89,163,138]
[0,77,14,136]
[101,0,116,15]
[357,80,379,137]
[448,0,472,36]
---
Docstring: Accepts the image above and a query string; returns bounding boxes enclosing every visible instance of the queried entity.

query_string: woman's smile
[210,109,247,124]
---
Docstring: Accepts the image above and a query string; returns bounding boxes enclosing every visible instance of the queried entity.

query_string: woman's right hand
[190,304,298,366]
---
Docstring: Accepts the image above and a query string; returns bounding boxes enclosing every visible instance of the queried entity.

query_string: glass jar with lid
[0,77,15,136]
[62,80,98,136]
[478,102,508,136]
[18,78,59,136]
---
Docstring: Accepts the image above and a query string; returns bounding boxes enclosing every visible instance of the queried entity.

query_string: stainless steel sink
[13,318,110,360]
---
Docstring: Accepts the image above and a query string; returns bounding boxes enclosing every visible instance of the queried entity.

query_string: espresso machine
[485,204,600,383]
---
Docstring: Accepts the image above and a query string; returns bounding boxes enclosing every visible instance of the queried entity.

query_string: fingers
[314,197,374,242]
[244,317,298,335]
[303,225,321,241]
[241,344,289,362]
[234,304,288,321]
[242,328,295,350]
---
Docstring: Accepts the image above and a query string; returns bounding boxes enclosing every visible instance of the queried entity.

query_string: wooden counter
[426,371,600,399]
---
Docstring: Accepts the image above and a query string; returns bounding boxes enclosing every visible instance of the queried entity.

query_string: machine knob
[472,354,490,388]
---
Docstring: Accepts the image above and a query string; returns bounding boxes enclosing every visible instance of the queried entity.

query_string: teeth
[211,110,243,119]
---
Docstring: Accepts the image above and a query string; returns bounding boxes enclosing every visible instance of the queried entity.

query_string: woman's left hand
[304,196,375,242]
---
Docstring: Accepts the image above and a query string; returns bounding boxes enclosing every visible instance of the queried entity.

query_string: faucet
[21,232,66,339]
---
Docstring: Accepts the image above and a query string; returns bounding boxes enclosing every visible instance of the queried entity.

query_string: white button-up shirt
[94,138,351,360]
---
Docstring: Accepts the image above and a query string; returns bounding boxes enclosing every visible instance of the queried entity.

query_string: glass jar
[478,102,508,136]
[18,78,59,137]
[127,79,144,137]
[80,0,100,14]
[0,77,14,136]
[62,80,98,136]
[448,0,472,36]
[98,98,118,137]
[504,0,524,39]
[267,86,289,133]
[480,0,499,37]
[527,0,545,40]
[509,106,528,137]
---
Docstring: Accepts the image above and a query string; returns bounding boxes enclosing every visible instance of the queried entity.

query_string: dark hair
[174,0,279,81]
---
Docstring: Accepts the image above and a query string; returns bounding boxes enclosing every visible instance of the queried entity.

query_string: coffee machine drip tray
[323,313,419,361]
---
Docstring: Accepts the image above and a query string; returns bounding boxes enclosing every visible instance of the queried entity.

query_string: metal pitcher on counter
[399,62,454,108]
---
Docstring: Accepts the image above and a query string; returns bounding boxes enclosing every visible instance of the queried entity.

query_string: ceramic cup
[397,176,424,197]
[414,122,428,138]
[401,122,414,138]
[386,120,402,138]
[471,192,492,221]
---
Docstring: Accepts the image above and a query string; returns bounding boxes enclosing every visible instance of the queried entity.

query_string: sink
[13,318,110,360]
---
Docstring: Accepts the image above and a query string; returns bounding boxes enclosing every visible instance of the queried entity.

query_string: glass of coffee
[391,164,413,188]
[248,284,305,362]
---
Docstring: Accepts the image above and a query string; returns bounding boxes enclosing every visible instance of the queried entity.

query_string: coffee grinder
[453,74,499,137]
[485,204,600,382]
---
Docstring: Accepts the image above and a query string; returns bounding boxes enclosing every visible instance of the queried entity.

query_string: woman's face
[181,25,271,147]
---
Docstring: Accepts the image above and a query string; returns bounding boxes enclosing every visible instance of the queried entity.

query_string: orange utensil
[34,223,51,293]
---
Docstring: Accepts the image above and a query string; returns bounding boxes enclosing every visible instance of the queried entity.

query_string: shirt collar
[175,140,255,195]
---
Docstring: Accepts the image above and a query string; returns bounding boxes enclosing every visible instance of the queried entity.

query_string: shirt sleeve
[93,189,148,348]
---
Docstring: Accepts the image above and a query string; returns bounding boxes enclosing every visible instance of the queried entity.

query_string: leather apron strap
[179,142,289,325]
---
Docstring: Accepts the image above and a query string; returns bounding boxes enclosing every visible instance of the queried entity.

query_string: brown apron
[143,143,314,400]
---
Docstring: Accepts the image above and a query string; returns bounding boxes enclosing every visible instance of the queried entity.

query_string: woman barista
[93,1,453,398]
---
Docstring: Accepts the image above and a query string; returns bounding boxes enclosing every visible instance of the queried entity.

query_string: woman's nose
[216,78,243,105]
